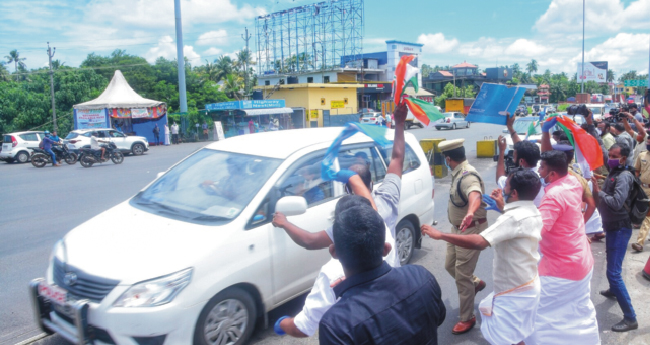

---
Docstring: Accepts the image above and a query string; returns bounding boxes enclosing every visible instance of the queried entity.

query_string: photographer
[617,112,647,165]
[595,143,638,332]
[497,130,543,206]
[598,122,616,150]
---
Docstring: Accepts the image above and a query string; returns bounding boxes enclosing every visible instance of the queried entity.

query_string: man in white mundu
[524,150,600,345]
[422,170,543,344]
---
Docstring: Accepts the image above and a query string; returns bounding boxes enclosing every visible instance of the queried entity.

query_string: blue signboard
[206,100,286,111]
[465,83,527,125]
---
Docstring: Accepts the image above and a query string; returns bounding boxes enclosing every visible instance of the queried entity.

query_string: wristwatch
[509,129,516,135]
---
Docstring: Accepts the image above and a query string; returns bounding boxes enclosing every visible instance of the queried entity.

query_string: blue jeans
[44,148,57,165]
[606,227,636,321]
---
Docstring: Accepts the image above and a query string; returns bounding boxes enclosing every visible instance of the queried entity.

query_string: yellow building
[258,83,362,127]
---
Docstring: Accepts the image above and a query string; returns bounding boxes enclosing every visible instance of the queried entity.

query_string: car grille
[53,257,120,303]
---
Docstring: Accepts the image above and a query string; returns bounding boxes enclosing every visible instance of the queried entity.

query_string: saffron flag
[403,97,446,127]
[547,115,604,171]
[392,55,418,104]
[321,123,391,181]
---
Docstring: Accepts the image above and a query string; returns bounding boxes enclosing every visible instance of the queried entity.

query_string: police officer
[439,138,488,335]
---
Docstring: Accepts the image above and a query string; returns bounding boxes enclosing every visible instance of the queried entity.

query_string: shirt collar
[503,200,535,212]
[451,160,469,177]
[333,261,392,298]
[544,173,570,192]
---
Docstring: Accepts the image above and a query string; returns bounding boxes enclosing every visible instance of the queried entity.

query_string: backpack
[450,172,483,208]
[623,172,650,224]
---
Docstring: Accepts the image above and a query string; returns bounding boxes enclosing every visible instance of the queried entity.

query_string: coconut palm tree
[233,49,255,72]
[52,60,66,70]
[222,73,244,100]
[200,60,220,83]
[606,69,615,83]
[525,59,538,76]
[214,55,233,82]
[5,49,26,73]
[0,62,10,81]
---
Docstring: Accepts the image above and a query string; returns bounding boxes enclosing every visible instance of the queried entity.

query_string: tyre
[194,288,256,345]
[65,153,78,165]
[80,155,94,167]
[16,151,30,163]
[5,158,15,163]
[111,151,124,164]
[31,153,48,168]
[396,219,416,265]
[418,123,424,128]
[452,124,456,130]
[435,127,441,131]
[132,143,145,156]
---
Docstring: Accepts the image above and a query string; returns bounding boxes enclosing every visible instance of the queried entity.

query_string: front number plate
[39,282,67,306]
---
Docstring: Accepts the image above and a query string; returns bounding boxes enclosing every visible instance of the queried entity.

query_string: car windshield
[512,119,539,135]
[132,149,281,224]
[588,107,603,115]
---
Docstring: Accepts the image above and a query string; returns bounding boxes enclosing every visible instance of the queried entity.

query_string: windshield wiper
[137,201,179,213]
[192,215,229,221]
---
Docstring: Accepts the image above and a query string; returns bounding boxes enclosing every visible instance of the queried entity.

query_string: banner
[578,61,608,83]
[465,83,527,125]
[331,100,345,109]
[131,108,150,119]
[76,109,107,129]
[310,109,319,119]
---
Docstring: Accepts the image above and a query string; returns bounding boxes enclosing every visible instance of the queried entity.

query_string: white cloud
[144,36,201,64]
[417,33,459,54]
[85,0,266,29]
[197,30,228,46]
[570,33,650,71]
[504,39,549,57]
[203,47,223,58]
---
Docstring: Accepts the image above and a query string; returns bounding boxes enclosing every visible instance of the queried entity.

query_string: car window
[65,132,79,139]
[82,132,92,138]
[454,114,463,119]
[278,155,334,208]
[19,133,39,141]
[338,146,387,183]
[99,131,111,138]
[133,149,281,224]
[379,143,421,174]
[109,131,125,138]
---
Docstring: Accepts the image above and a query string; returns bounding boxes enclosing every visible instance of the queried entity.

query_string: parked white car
[1,131,46,163]
[31,127,435,345]
[64,128,149,155]
[435,112,469,130]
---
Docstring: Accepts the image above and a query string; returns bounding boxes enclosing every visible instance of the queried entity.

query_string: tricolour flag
[392,55,418,104]
[551,115,604,171]
[403,97,445,127]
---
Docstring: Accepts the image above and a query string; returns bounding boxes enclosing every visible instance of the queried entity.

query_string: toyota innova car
[30,127,435,345]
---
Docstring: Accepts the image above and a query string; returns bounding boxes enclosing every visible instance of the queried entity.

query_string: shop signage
[364,84,385,89]
[76,109,107,129]
[206,100,286,111]
[130,108,150,119]
[624,79,648,87]
[310,110,319,119]
[331,100,345,109]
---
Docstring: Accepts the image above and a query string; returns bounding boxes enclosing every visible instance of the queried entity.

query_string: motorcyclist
[41,130,60,167]
[90,132,109,161]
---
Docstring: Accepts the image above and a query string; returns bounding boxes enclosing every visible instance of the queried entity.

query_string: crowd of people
[266,101,645,344]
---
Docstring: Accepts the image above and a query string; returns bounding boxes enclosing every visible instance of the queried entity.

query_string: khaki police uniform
[442,139,488,322]
[634,151,650,246]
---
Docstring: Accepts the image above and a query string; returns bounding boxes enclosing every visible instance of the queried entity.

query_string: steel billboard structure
[255,0,364,76]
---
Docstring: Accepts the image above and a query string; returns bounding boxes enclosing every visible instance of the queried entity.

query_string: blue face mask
[502,189,512,203]
[444,157,451,171]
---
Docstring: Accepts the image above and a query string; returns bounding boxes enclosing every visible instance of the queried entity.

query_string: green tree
[525,59,538,76]
[0,62,10,82]
[214,55,234,82]
[607,69,615,83]
[5,49,26,73]
[222,73,244,100]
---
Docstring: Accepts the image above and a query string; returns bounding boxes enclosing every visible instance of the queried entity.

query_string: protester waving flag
[403,98,446,127]
[392,55,418,104]
[544,115,604,171]
[524,120,538,140]
[321,123,391,181]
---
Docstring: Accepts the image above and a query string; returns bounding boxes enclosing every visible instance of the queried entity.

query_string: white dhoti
[479,277,540,345]
[524,270,600,345]
[585,181,603,235]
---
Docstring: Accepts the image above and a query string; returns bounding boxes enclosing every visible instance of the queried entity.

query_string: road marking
[12,333,48,345]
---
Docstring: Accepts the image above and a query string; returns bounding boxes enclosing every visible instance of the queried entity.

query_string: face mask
[444,158,451,171]
[540,173,550,187]
[502,189,512,203]
[608,159,621,170]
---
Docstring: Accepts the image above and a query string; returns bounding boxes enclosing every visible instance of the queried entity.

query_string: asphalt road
[2,123,648,345]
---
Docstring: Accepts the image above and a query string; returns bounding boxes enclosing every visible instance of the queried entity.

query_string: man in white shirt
[271,103,408,338]
[171,122,179,144]
[422,170,543,345]
[90,132,108,161]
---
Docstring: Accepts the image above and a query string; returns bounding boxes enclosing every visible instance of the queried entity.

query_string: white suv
[30,127,434,345]
[1,131,46,163]
[64,128,149,155]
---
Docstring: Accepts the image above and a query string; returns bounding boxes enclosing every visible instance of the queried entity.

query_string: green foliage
[434,82,476,107]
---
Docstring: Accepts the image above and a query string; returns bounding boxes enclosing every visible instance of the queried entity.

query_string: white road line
[12,333,48,345]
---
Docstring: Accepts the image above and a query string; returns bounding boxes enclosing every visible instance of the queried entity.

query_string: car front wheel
[132,143,145,155]
[396,219,416,265]
[194,288,256,345]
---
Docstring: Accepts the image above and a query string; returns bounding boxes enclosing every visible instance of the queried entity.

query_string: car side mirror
[275,196,307,216]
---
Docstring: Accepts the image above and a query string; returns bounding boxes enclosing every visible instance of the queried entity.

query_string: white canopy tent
[74,70,164,110]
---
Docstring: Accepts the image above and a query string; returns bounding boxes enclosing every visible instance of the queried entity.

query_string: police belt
[454,218,487,229]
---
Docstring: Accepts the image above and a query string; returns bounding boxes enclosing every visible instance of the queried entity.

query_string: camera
[493,150,517,175]
[567,104,589,116]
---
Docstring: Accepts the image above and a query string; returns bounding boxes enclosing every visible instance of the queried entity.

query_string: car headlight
[113,268,193,308]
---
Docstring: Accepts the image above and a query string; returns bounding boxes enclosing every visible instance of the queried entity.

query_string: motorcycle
[30,144,78,168]
[78,142,124,167]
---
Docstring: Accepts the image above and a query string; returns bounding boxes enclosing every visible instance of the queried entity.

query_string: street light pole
[174,0,188,113]
[581,0,585,94]
[47,42,57,131]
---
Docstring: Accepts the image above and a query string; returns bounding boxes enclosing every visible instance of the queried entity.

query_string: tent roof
[74,70,164,110]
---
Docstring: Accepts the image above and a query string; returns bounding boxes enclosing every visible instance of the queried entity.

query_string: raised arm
[272,212,333,250]
[496,135,507,183]
[421,225,489,250]
[620,115,636,139]
[540,117,557,153]
[505,113,522,144]
[387,103,408,177]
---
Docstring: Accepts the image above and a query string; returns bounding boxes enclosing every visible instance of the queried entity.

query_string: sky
[0,0,648,79]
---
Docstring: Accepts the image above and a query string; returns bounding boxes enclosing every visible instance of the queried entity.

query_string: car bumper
[435,124,453,129]
[30,278,200,345]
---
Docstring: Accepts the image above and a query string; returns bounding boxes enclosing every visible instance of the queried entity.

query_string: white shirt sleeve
[293,259,344,336]
[497,175,507,190]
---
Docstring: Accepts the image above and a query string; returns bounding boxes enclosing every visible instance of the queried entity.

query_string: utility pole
[242,27,252,99]
[47,42,57,131]
[581,0,585,93]
[453,69,456,98]
[174,0,188,113]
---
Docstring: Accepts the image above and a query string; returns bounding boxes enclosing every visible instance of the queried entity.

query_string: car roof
[72,128,114,133]
[3,131,45,135]
[204,127,393,159]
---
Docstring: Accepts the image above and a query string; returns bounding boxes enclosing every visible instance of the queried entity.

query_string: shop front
[205,100,305,138]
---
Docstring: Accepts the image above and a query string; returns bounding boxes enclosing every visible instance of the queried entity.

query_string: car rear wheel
[16,151,30,163]
[396,219,416,265]
[194,288,256,345]
[132,143,145,156]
